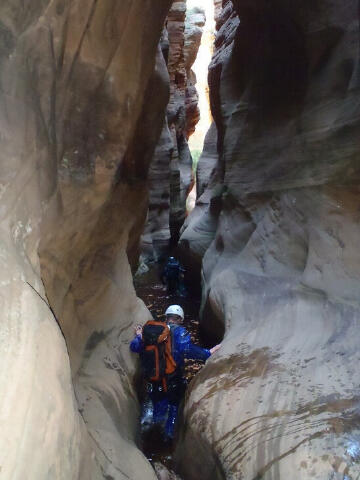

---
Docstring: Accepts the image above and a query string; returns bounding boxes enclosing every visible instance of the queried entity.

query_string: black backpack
[141,320,177,390]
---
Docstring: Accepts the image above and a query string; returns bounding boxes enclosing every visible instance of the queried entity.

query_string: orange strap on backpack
[144,321,177,381]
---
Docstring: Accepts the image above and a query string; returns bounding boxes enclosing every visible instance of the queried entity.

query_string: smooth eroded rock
[177,0,360,478]
[0,1,172,478]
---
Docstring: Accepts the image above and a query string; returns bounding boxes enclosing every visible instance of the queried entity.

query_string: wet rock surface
[0,1,172,479]
[178,0,360,479]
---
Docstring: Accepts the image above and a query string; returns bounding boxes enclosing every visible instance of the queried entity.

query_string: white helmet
[165,305,184,320]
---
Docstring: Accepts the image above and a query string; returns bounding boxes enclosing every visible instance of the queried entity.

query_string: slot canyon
[0,0,360,479]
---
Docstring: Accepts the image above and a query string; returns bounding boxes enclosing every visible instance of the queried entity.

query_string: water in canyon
[133,263,209,473]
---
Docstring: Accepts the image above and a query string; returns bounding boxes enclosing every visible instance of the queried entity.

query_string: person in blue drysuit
[130,304,221,441]
[161,257,185,295]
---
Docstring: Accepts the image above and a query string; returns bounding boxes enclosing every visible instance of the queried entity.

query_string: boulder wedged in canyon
[177,0,360,478]
[0,1,171,479]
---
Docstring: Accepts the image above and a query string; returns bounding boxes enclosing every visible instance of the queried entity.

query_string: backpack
[141,320,177,391]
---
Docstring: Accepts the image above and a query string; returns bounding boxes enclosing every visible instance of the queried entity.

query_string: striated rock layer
[0,1,171,479]
[178,0,360,479]
[185,6,207,138]
[142,2,206,261]
[168,3,205,245]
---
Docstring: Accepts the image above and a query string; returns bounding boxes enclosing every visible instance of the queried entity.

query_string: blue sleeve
[130,335,143,353]
[173,326,211,361]
[185,342,211,361]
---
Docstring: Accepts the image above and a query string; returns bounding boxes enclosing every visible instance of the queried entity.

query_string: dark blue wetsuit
[161,259,185,294]
[130,324,210,439]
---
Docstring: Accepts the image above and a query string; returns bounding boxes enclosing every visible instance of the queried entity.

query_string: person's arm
[175,326,211,361]
[186,342,211,361]
[187,342,221,359]
[130,325,143,353]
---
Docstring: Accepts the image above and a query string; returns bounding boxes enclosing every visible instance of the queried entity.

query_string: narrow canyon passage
[133,264,210,472]
[0,0,360,480]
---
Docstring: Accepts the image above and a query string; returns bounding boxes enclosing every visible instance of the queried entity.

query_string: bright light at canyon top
[187,0,215,154]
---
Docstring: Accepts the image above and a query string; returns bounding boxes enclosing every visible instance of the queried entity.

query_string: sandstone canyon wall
[142,2,205,262]
[0,1,172,479]
[178,0,360,478]
[2,0,360,479]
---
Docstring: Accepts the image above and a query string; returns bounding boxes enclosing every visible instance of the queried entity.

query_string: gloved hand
[209,344,221,355]
[135,325,143,337]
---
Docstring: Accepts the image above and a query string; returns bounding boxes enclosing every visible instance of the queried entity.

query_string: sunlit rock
[144,2,205,260]
[185,6,206,138]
